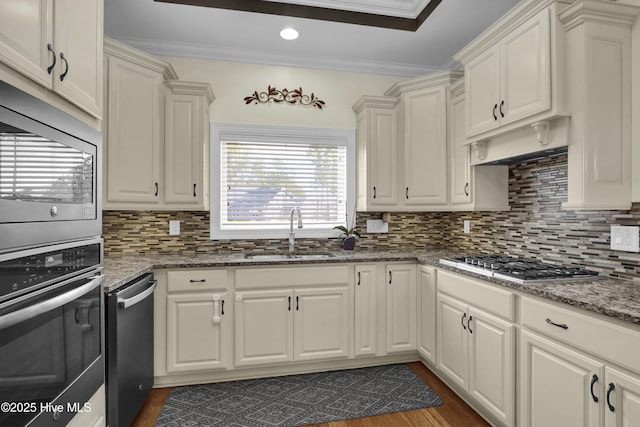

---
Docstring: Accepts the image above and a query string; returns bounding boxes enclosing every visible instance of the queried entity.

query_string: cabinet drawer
[167,269,228,292]
[235,265,350,289]
[521,296,640,373]
[437,270,515,320]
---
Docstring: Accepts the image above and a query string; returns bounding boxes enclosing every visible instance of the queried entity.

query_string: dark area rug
[156,363,443,426]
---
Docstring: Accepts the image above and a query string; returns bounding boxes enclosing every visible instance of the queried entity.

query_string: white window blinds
[220,140,347,229]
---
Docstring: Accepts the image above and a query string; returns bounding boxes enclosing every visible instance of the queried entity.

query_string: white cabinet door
[604,367,640,427]
[369,106,399,208]
[436,292,469,390]
[354,265,377,357]
[294,287,350,361]
[0,0,53,88]
[386,264,417,353]
[53,0,103,118]
[448,82,472,205]
[106,56,162,204]
[402,86,447,205]
[520,330,602,427]
[465,47,500,136]
[468,307,515,427]
[499,8,550,127]
[417,265,436,364]
[166,292,230,373]
[235,290,293,367]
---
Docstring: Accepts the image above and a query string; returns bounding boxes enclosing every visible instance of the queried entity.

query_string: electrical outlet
[366,219,388,233]
[610,225,639,252]
[169,220,181,236]
[463,220,471,234]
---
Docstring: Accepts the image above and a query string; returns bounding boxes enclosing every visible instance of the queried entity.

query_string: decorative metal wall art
[244,86,326,110]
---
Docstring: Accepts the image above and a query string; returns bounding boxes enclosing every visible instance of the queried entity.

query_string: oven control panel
[0,242,101,301]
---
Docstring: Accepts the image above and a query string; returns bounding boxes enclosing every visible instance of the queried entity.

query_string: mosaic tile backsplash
[103,153,640,282]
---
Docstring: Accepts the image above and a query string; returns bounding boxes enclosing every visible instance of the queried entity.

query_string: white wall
[163,56,403,129]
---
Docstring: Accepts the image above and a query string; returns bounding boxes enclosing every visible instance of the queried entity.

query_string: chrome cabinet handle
[118,280,157,309]
[590,374,599,403]
[59,52,69,81]
[47,44,57,74]
[546,318,568,330]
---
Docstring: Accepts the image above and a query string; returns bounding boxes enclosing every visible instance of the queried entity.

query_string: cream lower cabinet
[354,265,377,357]
[235,287,349,367]
[386,263,417,353]
[234,265,351,368]
[164,269,231,373]
[436,270,515,427]
[417,265,436,364]
[520,295,640,427]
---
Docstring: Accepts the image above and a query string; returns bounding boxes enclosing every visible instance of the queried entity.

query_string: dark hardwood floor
[131,362,490,427]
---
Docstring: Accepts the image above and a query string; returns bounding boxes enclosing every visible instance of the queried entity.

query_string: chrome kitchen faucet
[289,207,303,253]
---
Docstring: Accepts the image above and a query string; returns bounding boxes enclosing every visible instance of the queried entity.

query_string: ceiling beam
[154,0,443,31]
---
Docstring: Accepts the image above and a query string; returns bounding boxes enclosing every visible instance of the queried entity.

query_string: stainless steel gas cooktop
[439,255,601,284]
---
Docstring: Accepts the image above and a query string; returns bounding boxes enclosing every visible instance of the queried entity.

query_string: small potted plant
[333,224,361,250]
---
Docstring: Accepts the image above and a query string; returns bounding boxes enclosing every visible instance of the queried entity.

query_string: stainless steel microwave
[0,81,101,253]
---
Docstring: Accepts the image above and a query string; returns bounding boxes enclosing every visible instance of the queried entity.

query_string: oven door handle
[117,280,157,310]
[0,274,104,331]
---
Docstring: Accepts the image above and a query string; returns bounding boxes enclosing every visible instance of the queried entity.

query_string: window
[211,123,355,240]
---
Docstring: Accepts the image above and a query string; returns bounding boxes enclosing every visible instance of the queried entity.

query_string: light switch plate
[610,225,639,252]
[367,219,388,233]
[463,220,471,234]
[169,220,180,236]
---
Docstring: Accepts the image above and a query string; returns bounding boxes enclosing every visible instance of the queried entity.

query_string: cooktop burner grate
[439,255,600,284]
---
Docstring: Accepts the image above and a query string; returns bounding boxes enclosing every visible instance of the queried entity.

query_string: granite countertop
[103,249,640,326]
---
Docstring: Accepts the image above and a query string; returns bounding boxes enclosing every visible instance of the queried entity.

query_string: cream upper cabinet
[164,81,214,209]
[559,0,638,210]
[385,71,463,210]
[447,79,509,211]
[103,39,214,210]
[459,5,553,140]
[436,270,515,427]
[353,96,400,210]
[0,0,103,118]
[354,265,377,357]
[385,263,417,353]
[465,8,550,137]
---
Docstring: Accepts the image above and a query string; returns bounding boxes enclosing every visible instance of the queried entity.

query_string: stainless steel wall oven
[0,80,101,253]
[0,239,104,427]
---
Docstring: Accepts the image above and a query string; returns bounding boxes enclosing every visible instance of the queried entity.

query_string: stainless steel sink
[244,252,336,261]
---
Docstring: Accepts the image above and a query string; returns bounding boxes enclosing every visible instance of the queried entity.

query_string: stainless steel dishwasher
[105,273,157,427]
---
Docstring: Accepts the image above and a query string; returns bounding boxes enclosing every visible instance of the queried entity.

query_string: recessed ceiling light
[280,27,299,41]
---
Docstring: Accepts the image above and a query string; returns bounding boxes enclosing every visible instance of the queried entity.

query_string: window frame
[210,123,356,240]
